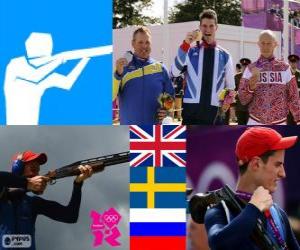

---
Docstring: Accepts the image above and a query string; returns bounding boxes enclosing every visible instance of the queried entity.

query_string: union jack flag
[130,125,186,167]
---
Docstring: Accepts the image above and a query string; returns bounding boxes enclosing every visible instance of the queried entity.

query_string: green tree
[114,0,161,29]
[169,0,241,26]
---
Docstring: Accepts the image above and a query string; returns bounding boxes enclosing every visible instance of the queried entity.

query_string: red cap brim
[23,153,47,165]
[271,136,298,151]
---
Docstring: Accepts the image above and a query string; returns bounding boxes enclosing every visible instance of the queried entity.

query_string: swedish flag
[130,167,186,209]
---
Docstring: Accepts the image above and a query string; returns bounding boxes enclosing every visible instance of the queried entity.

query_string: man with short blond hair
[113,26,174,125]
[132,26,151,40]
[238,30,300,125]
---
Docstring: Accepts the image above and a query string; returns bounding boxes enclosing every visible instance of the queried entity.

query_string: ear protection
[11,153,24,176]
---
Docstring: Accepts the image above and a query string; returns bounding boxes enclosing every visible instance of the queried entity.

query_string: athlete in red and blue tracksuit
[113,55,174,125]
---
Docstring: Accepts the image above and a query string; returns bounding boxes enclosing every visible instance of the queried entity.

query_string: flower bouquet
[157,93,175,124]
[214,88,236,125]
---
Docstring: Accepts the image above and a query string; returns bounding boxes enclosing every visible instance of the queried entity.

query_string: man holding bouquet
[171,9,235,125]
[113,26,174,125]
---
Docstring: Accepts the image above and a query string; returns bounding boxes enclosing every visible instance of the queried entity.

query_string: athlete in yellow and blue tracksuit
[113,55,174,125]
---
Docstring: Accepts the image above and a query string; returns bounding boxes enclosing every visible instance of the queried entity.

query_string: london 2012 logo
[90,208,122,247]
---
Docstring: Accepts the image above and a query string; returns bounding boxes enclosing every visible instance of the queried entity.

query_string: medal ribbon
[236,190,289,250]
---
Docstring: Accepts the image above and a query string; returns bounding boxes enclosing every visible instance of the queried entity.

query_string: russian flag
[130,236,186,250]
[130,209,186,236]
[130,209,186,250]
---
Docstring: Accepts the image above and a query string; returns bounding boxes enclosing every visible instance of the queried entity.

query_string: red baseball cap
[236,127,298,165]
[13,150,47,165]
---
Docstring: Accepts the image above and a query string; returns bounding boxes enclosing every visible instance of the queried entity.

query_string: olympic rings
[103,215,119,222]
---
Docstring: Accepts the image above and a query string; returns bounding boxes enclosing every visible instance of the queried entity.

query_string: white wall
[113,21,281,69]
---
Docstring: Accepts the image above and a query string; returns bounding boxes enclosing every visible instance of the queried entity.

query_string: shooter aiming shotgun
[0,150,128,250]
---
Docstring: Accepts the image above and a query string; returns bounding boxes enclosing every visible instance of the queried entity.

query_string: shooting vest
[0,194,36,250]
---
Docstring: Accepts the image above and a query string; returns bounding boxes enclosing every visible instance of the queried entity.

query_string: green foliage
[114,0,161,28]
[169,0,241,26]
